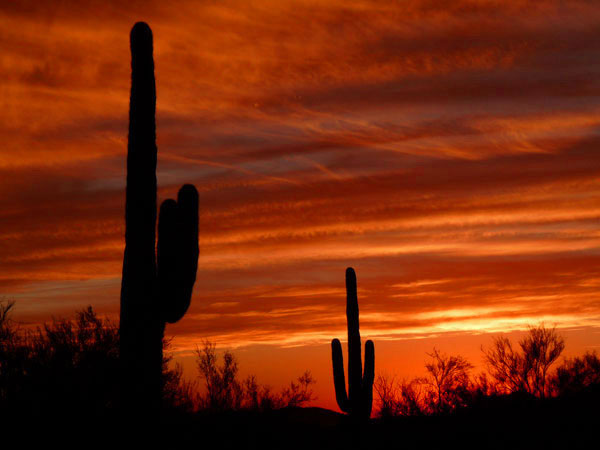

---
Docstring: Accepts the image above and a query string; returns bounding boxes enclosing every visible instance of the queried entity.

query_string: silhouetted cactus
[331,268,375,420]
[119,22,199,411]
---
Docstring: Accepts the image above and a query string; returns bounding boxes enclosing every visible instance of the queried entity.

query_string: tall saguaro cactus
[331,268,375,420]
[120,22,199,411]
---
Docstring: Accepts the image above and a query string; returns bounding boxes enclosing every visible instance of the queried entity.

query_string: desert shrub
[195,340,315,412]
[551,351,600,396]
[482,324,565,398]
[0,301,194,417]
[372,326,596,418]
[280,370,316,407]
[0,303,121,416]
[374,374,426,418]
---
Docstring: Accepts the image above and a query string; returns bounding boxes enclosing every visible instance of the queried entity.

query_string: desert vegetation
[0,300,314,418]
[3,298,598,422]
[1,300,598,448]
[195,340,315,412]
[373,324,600,418]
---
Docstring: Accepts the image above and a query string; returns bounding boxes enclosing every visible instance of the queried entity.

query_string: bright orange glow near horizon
[1,1,600,411]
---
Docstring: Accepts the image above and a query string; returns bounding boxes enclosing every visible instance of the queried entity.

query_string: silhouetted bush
[0,301,194,418]
[280,370,316,407]
[161,338,200,412]
[423,348,473,413]
[196,340,244,410]
[374,374,426,418]
[0,303,120,417]
[482,324,565,398]
[195,340,315,412]
[551,350,600,396]
[374,349,472,417]
[374,325,599,418]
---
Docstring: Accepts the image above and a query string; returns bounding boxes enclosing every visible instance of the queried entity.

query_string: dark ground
[13,385,595,449]
[162,392,597,449]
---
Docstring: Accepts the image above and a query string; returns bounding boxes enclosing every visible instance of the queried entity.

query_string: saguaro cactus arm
[363,339,375,418]
[332,338,350,413]
[157,184,199,323]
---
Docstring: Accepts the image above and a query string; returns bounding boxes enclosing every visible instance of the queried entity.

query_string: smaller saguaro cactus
[331,267,375,420]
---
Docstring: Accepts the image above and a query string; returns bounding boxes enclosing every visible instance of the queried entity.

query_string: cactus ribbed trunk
[331,268,375,420]
[346,269,362,407]
[120,21,161,413]
[119,22,199,414]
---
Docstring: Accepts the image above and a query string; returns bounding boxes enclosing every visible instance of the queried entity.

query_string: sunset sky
[1,0,600,410]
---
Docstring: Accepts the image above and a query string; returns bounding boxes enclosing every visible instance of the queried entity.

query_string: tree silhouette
[194,341,315,411]
[374,374,399,418]
[424,348,473,413]
[374,350,472,418]
[196,340,244,411]
[0,300,27,411]
[552,351,600,396]
[0,301,194,418]
[373,374,423,418]
[280,371,316,407]
[482,324,565,398]
[0,301,16,343]
[1,303,120,416]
